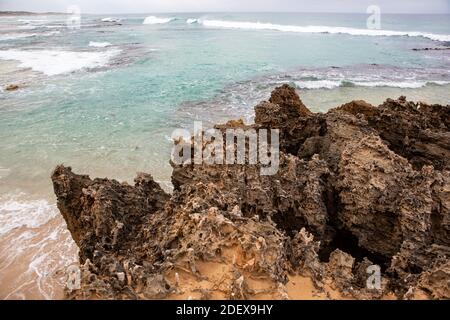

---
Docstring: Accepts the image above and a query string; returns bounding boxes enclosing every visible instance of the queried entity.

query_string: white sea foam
[1,223,78,300]
[0,30,60,41]
[101,17,121,23]
[0,33,37,41]
[295,80,342,89]
[353,80,450,88]
[17,25,38,30]
[0,49,120,75]
[44,25,64,29]
[295,79,450,89]
[0,196,58,236]
[352,81,425,88]
[43,31,61,36]
[17,19,48,24]
[0,194,78,299]
[89,41,112,47]
[200,20,450,42]
[186,18,199,24]
[143,16,176,25]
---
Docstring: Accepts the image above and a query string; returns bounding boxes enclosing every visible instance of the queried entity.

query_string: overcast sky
[1,0,449,14]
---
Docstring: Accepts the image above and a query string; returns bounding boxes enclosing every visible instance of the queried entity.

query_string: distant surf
[143,16,176,25]
[295,79,450,89]
[0,31,60,41]
[89,41,112,47]
[186,18,199,24]
[101,17,122,23]
[200,19,450,42]
[0,33,37,41]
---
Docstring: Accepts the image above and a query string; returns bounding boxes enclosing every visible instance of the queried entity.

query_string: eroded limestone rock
[52,84,450,300]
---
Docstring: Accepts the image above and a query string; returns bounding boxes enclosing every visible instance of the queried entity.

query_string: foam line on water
[294,79,450,89]
[0,48,120,75]
[89,41,112,47]
[143,16,176,25]
[186,18,199,24]
[0,195,57,236]
[200,19,450,42]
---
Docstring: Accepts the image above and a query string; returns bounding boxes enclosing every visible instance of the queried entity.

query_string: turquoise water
[0,12,449,202]
[0,13,450,194]
[0,11,449,299]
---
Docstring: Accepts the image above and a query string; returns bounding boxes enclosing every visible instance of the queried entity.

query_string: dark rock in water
[5,84,19,91]
[52,85,450,299]
[412,47,450,51]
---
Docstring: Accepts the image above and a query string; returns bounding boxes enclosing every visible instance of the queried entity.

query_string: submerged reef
[52,85,450,299]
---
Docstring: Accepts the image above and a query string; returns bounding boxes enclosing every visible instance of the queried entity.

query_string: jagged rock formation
[52,84,450,299]
[5,84,19,91]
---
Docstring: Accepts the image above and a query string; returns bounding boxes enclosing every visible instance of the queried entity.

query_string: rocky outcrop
[52,166,169,264]
[52,85,450,300]
[5,84,19,91]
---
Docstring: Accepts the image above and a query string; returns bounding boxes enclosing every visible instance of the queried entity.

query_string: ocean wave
[43,30,61,37]
[295,80,342,89]
[89,41,112,48]
[143,16,176,25]
[0,30,60,41]
[295,79,450,89]
[200,19,450,42]
[101,17,122,23]
[17,19,48,24]
[186,18,199,24]
[0,33,37,41]
[351,80,450,88]
[17,25,38,30]
[0,48,120,75]
[43,25,64,29]
[0,195,58,236]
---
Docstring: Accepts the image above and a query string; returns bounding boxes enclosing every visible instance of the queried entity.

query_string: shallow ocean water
[0,12,449,299]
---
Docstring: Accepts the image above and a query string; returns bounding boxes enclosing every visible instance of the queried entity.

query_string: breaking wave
[0,48,120,76]
[89,41,112,47]
[0,33,37,41]
[294,79,450,89]
[0,31,60,41]
[200,19,450,42]
[17,19,49,24]
[143,16,176,25]
[186,18,199,24]
[101,17,122,23]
